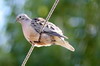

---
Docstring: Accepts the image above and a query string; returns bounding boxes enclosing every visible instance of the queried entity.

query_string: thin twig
[21,44,34,66]
[21,0,59,66]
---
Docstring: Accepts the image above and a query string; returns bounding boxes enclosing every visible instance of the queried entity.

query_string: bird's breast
[22,23,40,42]
[21,22,55,47]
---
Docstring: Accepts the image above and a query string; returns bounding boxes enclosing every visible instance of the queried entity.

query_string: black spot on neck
[25,18,29,21]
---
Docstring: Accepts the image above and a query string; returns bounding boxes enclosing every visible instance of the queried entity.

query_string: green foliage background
[0,0,100,66]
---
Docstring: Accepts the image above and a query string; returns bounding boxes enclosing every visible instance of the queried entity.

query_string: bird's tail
[55,37,75,52]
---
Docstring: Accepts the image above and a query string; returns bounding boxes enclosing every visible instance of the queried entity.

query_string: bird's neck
[21,19,32,26]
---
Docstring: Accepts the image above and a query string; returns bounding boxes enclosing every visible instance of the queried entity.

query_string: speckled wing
[31,18,68,39]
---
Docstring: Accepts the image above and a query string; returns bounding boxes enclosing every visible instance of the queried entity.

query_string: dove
[16,14,75,51]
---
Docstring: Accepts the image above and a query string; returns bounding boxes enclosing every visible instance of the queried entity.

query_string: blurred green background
[0,0,100,66]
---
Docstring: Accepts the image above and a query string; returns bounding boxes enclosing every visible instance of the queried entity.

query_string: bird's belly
[34,33,55,47]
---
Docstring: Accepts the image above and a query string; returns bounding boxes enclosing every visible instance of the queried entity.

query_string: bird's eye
[19,16,21,18]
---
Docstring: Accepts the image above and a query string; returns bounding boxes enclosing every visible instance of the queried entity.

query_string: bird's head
[16,14,31,23]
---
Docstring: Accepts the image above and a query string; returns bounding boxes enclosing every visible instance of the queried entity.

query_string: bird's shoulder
[31,17,45,24]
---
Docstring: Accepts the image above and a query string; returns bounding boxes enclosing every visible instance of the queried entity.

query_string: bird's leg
[30,41,36,45]
[34,32,42,43]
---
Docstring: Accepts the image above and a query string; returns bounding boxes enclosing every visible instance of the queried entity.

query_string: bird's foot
[34,41,41,43]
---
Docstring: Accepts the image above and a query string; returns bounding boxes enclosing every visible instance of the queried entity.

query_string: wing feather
[31,18,68,39]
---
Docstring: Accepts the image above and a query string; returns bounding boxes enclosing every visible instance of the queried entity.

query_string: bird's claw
[34,41,40,43]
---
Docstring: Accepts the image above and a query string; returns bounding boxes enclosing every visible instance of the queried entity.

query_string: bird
[16,14,75,52]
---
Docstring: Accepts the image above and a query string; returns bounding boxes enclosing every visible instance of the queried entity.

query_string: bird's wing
[43,22,75,51]
[31,17,68,39]
[43,22,68,39]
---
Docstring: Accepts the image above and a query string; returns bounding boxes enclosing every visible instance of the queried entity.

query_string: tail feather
[55,37,75,52]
